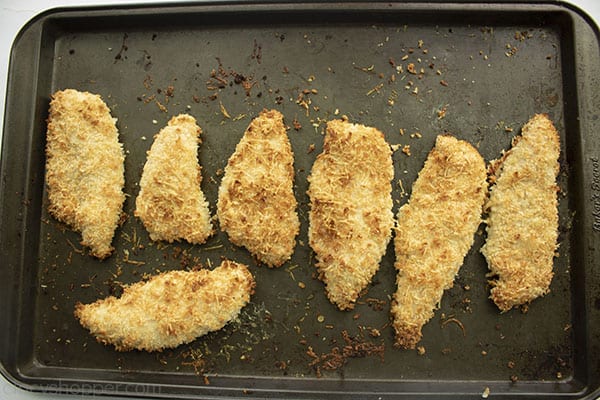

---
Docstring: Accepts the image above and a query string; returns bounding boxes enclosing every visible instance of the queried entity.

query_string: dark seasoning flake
[37,20,572,386]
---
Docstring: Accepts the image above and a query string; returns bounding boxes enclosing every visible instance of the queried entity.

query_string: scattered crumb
[417,346,426,356]
[437,105,448,119]
[369,328,381,338]
[306,330,385,378]
[143,75,153,89]
[402,145,411,156]
[482,387,490,399]
[219,102,231,119]
[156,100,167,113]
[293,117,302,131]
[366,83,384,96]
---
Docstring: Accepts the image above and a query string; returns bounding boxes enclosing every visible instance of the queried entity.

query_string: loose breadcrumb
[391,135,487,349]
[45,89,125,259]
[481,114,560,311]
[308,120,394,310]
[74,260,254,352]
[135,114,213,244]
[217,109,299,267]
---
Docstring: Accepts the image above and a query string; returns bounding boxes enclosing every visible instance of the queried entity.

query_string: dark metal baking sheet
[1,1,600,398]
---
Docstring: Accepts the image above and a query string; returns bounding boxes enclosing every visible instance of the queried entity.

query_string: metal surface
[1,1,599,398]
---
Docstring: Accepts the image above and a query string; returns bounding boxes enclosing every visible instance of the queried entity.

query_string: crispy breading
[217,109,299,267]
[74,260,255,352]
[391,135,487,349]
[135,114,213,244]
[308,120,394,310]
[481,114,560,311]
[45,89,125,259]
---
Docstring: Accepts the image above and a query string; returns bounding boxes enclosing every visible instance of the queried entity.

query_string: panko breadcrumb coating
[391,135,487,349]
[45,89,125,259]
[308,120,394,310]
[74,260,255,352]
[135,114,213,244]
[481,114,560,312]
[217,109,299,267]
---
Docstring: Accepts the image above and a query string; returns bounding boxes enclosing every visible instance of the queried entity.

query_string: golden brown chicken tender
[391,135,487,349]
[481,114,560,311]
[308,119,394,310]
[217,109,299,267]
[74,260,255,352]
[135,114,213,244]
[45,89,125,259]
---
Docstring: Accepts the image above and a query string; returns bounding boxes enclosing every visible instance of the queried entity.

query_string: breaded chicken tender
[308,120,394,310]
[74,260,255,352]
[481,114,560,312]
[217,109,299,267]
[135,114,213,244]
[45,89,125,259]
[391,135,487,349]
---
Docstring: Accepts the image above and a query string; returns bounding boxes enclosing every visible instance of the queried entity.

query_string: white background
[1,1,599,399]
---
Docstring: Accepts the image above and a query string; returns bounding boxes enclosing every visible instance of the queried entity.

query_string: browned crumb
[307,330,384,377]
[143,75,153,89]
[155,100,167,113]
[437,105,448,119]
[293,117,302,130]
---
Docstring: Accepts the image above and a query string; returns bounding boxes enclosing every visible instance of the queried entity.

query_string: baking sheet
[1,1,599,398]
